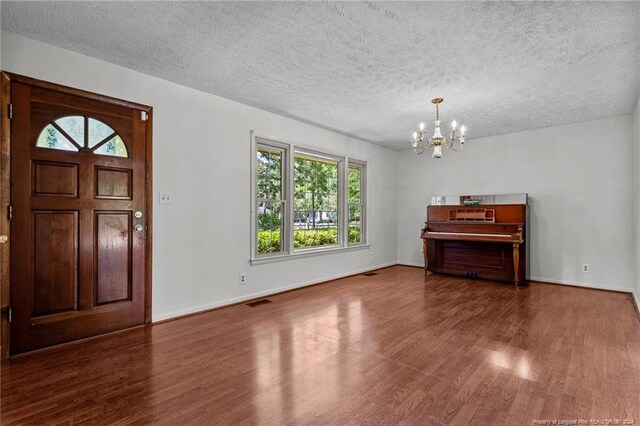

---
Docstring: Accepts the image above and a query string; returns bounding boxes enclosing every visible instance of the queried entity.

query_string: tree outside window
[294,154,339,249]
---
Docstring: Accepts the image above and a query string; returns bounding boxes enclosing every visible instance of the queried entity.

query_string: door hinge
[8,308,11,323]
[7,205,12,221]
[140,110,148,121]
[8,104,12,119]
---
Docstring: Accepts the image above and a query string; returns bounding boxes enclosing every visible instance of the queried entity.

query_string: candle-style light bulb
[460,125,466,135]
[451,120,457,129]
[412,132,418,140]
[419,122,425,131]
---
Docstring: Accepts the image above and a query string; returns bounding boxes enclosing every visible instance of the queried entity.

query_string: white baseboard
[634,291,640,317]
[152,261,397,323]
[529,276,633,294]
[397,262,423,268]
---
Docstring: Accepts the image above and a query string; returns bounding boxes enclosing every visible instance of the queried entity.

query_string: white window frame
[250,131,369,265]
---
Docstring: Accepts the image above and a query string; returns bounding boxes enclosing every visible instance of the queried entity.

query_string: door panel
[32,211,78,316]
[32,161,78,197]
[95,212,131,305]
[9,79,150,355]
[95,167,132,199]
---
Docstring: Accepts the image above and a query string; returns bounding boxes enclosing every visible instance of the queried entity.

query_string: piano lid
[430,193,527,206]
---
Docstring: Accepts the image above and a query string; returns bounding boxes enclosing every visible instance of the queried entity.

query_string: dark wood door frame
[0,72,153,359]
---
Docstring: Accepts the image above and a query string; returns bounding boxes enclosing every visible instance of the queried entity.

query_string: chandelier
[410,98,466,158]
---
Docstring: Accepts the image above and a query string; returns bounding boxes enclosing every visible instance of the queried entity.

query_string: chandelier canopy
[410,98,466,158]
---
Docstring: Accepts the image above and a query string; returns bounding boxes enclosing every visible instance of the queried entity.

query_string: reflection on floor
[2,266,639,425]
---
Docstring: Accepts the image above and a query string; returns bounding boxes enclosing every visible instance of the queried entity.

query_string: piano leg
[512,243,520,288]
[423,238,428,276]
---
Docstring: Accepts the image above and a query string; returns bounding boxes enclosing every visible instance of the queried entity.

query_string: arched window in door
[36,115,128,157]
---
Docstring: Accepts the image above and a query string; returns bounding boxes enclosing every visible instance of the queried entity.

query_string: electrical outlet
[239,273,246,285]
[582,264,590,273]
[159,192,174,205]
[370,251,374,259]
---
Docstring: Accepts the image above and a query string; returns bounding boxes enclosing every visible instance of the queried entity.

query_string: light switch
[159,192,174,205]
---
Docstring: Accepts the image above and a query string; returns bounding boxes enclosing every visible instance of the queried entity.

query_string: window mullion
[287,144,295,254]
[340,158,348,247]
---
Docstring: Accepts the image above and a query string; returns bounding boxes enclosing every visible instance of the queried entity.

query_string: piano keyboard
[427,232,513,238]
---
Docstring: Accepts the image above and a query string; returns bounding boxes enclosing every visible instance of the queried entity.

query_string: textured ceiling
[2,1,639,149]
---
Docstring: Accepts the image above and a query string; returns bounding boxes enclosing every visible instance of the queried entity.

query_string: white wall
[2,30,638,323]
[1,32,398,321]
[396,116,635,292]
[633,94,640,306]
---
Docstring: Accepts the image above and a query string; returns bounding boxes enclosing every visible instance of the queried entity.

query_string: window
[294,150,341,250]
[347,161,366,245]
[252,133,367,262]
[256,142,287,255]
[36,115,128,157]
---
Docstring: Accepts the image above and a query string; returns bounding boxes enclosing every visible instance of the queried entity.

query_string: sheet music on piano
[421,193,528,286]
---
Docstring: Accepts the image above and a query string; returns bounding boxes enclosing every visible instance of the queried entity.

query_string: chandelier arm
[449,137,465,151]
[446,128,466,151]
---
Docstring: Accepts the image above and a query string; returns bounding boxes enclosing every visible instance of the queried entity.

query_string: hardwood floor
[2,266,640,425]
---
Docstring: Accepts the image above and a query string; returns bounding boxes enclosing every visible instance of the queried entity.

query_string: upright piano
[421,201,527,286]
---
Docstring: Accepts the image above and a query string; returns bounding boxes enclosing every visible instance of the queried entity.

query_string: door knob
[134,224,144,232]
[0,235,7,244]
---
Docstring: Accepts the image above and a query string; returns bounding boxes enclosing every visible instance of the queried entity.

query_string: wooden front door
[8,76,152,355]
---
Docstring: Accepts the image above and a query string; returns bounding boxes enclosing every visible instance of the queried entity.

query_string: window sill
[250,244,370,266]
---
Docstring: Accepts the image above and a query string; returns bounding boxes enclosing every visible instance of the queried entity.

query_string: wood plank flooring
[2,266,640,425]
